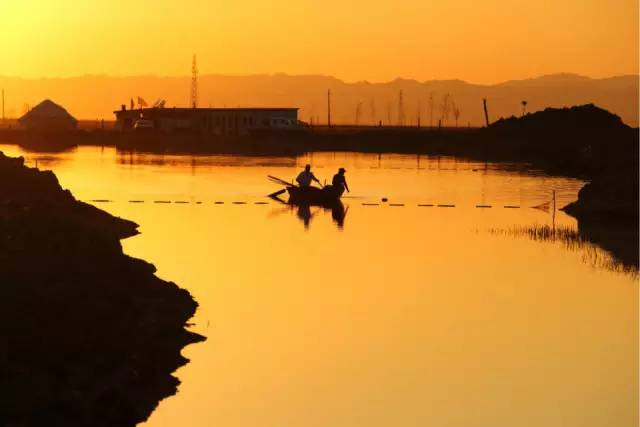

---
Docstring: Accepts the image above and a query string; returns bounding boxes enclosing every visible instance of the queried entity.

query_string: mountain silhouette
[0,73,637,126]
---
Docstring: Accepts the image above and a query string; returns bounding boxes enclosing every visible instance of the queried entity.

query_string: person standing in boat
[296,164,321,187]
[332,168,350,196]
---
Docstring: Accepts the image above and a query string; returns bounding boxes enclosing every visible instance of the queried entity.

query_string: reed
[489,224,638,276]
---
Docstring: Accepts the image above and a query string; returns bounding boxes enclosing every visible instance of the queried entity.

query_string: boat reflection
[270,195,348,230]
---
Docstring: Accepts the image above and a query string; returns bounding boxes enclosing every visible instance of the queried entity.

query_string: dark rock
[0,151,205,426]
[562,169,639,221]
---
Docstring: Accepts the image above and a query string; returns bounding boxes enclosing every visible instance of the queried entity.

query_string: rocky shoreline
[0,152,204,426]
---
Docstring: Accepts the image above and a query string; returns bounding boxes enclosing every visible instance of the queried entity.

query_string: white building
[114,106,301,136]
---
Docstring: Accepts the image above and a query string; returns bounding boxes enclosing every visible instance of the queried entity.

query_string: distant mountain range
[0,73,637,126]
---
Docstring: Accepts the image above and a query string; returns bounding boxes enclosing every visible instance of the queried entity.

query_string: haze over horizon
[2,71,638,85]
[1,72,637,126]
[1,0,638,125]
[1,0,638,84]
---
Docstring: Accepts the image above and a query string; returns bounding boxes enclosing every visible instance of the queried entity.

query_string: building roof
[114,107,298,115]
[19,99,77,122]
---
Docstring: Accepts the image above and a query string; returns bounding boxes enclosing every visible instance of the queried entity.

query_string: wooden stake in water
[552,190,556,231]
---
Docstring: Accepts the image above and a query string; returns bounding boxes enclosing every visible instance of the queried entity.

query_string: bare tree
[439,93,451,125]
[452,101,461,127]
[397,90,405,126]
[355,101,362,125]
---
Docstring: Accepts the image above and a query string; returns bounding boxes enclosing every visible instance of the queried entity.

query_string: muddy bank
[485,105,638,266]
[562,170,639,269]
[0,152,204,426]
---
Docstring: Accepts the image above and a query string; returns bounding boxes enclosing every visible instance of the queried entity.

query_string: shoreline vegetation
[0,152,204,425]
[490,224,638,274]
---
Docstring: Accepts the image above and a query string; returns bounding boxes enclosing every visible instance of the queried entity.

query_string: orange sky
[0,0,638,83]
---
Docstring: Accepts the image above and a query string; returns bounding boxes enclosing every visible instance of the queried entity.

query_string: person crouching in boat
[296,164,321,187]
[331,168,350,197]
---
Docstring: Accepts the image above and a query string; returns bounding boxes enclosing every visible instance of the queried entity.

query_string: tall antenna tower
[1,89,4,125]
[397,90,405,126]
[191,54,198,108]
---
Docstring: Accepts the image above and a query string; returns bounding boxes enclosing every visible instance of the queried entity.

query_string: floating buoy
[381,198,388,202]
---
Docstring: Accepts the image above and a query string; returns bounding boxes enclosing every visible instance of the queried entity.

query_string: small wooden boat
[267,175,343,206]
[286,185,342,205]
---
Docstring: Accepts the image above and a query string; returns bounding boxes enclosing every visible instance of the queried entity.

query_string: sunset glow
[1,0,638,83]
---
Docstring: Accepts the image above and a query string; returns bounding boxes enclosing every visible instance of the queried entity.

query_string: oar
[267,175,293,186]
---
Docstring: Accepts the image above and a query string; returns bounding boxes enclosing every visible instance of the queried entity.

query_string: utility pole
[483,98,490,127]
[191,54,198,108]
[327,89,332,127]
[397,90,405,126]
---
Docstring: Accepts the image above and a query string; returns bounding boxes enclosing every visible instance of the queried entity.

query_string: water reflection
[270,195,348,230]
[115,150,298,168]
[0,144,636,427]
[490,223,638,274]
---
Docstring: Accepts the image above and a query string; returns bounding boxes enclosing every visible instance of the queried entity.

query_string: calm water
[2,144,637,427]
